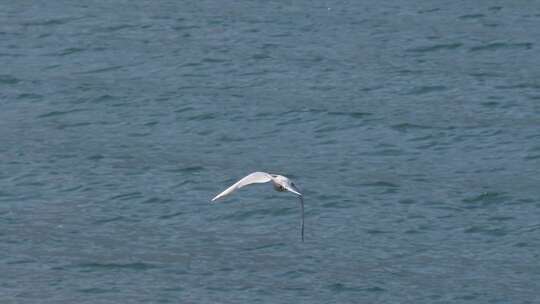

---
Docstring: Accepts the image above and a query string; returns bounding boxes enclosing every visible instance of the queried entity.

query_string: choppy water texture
[1,1,540,303]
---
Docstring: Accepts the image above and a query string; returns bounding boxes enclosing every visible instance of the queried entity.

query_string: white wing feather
[211,172,273,202]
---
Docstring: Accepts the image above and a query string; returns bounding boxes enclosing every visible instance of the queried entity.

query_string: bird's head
[272,175,302,196]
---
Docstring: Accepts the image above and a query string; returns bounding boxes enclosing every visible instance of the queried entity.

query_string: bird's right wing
[211,172,273,202]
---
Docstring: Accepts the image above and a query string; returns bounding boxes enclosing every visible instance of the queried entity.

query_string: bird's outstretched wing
[211,172,273,202]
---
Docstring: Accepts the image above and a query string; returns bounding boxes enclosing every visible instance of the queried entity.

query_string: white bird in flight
[211,172,304,242]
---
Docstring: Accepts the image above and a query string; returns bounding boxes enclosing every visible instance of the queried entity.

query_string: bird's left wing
[211,172,273,202]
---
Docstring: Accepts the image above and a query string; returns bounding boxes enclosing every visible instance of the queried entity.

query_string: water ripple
[72,262,158,272]
[407,42,462,53]
[470,42,533,52]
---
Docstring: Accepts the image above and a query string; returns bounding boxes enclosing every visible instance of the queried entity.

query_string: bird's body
[211,172,304,241]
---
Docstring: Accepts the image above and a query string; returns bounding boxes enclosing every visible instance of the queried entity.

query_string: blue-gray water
[1,1,540,303]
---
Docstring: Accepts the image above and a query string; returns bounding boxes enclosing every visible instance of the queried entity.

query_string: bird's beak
[285,185,302,196]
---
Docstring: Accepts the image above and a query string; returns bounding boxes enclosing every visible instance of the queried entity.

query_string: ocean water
[1,1,540,303]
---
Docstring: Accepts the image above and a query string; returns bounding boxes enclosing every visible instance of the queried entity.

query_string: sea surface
[1,1,540,303]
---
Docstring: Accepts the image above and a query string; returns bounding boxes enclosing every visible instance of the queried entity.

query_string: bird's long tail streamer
[299,196,304,242]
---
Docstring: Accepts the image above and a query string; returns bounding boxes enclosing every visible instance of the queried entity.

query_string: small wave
[480,101,499,107]
[398,199,416,205]
[0,75,20,85]
[102,24,136,32]
[328,282,384,293]
[60,185,84,193]
[391,123,432,131]
[56,47,84,56]
[308,85,336,92]
[57,121,92,129]
[87,154,104,161]
[469,42,533,52]
[220,207,292,221]
[77,287,115,294]
[321,201,354,209]
[110,191,143,201]
[417,8,440,14]
[494,83,540,90]
[159,211,184,220]
[5,258,35,265]
[366,229,391,235]
[327,111,371,119]
[220,208,270,221]
[188,113,216,121]
[141,197,172,204]
[407,43,462,53]
[175,106,195,113]
[524,154,540,161]
[469,72,502,78]
[458,14,485,20]
[201,57,228,64]
[251,53,271,60]
[17,93,43,101]
[74,262,158,272]
[244,242,286,251]
[93,216,128,224]
[461,192,509,209]
[166,166,205,173]
[36,108,87,118]
[463,225,507,237]
[0,52,24,58]
[23,18,75,27]
[405,85,447,95]
[361,181,400,188]
[77,65,123,75]
[487,216,514,222]
[462,191,506,204]
[173,25,200,31]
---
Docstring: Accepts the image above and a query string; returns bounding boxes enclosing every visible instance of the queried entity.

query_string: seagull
[211,172,304,242]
